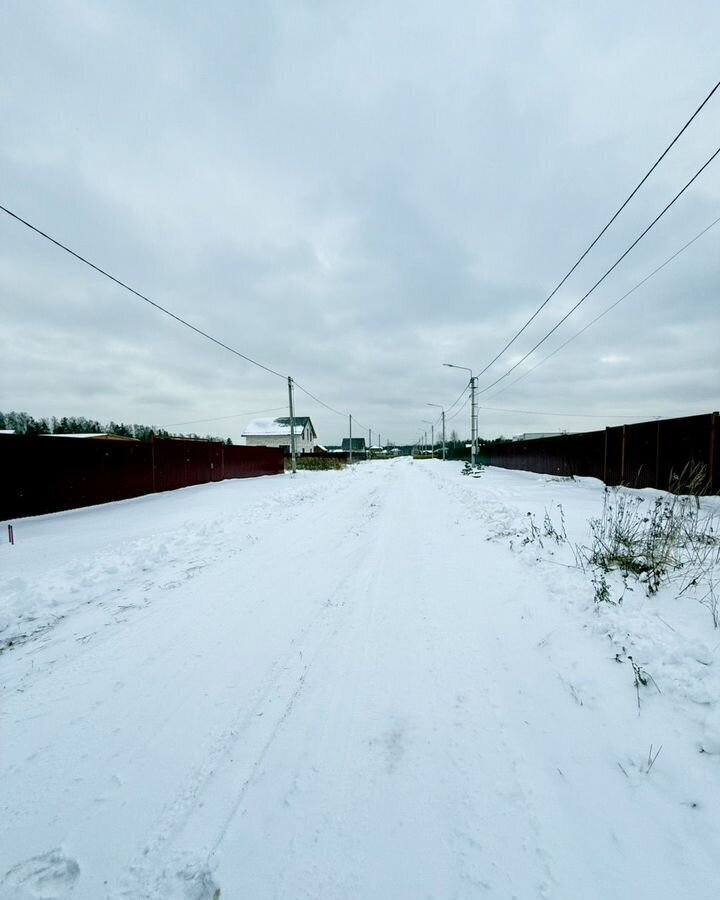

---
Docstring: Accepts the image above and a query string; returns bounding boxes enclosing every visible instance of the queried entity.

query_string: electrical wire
[292,381,349,419]
[478,405,663,419]
[293,381,376,441]
[446,391,472,422]
[484,213,720,403]
[0,203,287,380]
[475,77,720,380]
[159,406,288,429]
[444,384,470,416]
[477,144,720,396]
[433,384,471,427]
[0,204,379,438]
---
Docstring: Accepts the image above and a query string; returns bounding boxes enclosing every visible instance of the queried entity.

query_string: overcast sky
[1,0,718,445]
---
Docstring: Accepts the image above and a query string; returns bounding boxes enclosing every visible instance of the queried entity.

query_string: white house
[242,417,318,454]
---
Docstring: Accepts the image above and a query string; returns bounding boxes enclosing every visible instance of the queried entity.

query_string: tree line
[0,411,232,444]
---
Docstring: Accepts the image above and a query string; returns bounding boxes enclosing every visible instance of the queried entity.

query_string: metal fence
[479,411,719,494]
[0,436,284,520]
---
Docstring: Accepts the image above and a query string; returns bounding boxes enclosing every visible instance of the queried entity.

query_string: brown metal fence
[0,435,284,520]
[481,411,719,494]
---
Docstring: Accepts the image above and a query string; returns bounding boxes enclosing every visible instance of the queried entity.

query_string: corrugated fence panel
[210,443,224,482]
[487,430,605,480]
[483,412,719,494]
[224,445,284,478]
[622,420,658,489]
[657,414,714,490]
[604,426,623,486]
[153,439,187,494]
[1,436,284,520]
[0,436,155,518]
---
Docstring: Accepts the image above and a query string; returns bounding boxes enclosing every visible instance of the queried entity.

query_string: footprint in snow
[0,849,79,899]
[152,865,220,900]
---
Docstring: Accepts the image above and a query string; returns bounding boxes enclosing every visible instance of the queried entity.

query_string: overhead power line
[484,213,720,402]
[0,203,287,380]
[293,381,348,419]
[447,395,663,428]
[159,406,288,429]
[292,381,376,439]
[446,391,472,422]
[477,143,720,396]
[478,405,663,420]
[0,203,376,437]
[427,383,470,429]
[444,384,471,416]
[475,76,720,381]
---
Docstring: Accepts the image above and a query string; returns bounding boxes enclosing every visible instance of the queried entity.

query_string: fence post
[620,425,628,484]
[150,436,157,494]
[655,419,661,490]
[710,411,719,493]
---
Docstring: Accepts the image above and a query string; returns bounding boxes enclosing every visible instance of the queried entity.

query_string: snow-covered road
[2,460,719,899]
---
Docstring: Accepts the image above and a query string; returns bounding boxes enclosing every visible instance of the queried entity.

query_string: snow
[40,433,112,439]
[242,417,303,437]
[1,460,719,899]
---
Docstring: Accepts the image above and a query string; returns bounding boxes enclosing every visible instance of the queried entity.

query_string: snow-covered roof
[41,432,109,439]
[243,417,303,437]
[39,433,139,441]
[0,429,15,434]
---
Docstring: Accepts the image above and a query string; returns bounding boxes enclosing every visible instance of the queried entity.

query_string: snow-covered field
[1,459,719,900]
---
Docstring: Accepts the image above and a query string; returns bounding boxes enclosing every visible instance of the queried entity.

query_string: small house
[243,416,317,455]
[341,437,366,454]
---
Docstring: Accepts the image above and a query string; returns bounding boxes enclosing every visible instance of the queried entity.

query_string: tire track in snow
[114,466,397,899]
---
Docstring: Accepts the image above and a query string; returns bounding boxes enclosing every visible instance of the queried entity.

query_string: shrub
[580,487,720,619]
[287,456,345,471]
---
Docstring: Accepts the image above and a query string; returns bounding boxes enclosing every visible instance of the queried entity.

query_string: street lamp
[443,363,477,467]
[422,420,435,459]
[427,403,446,460]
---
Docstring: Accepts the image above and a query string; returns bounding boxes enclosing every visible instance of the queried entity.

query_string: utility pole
[471,375,478,467]
[422,419,435,459]
[287,376,297,474]
[443,364,477,467]
[441,410,446,460]
[348,414,353,464]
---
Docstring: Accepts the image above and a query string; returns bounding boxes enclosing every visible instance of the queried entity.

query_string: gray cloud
[1,0,718,445]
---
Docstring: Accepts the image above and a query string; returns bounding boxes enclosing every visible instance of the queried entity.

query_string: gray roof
[275,417,315,437]
[341,437,366,451]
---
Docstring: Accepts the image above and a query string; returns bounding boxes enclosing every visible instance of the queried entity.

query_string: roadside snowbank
[1,460,719,899]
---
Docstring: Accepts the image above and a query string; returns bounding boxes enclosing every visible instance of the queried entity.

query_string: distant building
[242,417,317,454]
[511,432,565,442]
[341,437,366,454]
